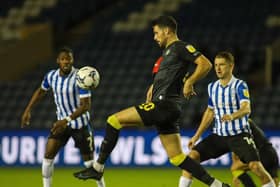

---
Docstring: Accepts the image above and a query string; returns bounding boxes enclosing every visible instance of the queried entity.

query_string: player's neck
[166,36,179,48]
[220,75,232,86]
[59,70,71,77]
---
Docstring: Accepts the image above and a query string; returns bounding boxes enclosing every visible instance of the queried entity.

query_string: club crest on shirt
[243,89,250,98]
[165,49,170,55]
[186,45,196,53]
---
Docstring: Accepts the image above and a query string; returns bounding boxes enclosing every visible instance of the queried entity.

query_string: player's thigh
[193,134,229,162]
[229,133,260,164]
[72,126,94,155]
[45,128,71,158]
[136,100,181,134]
[114,106,144,127]
[45,138,64,158]
[159,133,183,158]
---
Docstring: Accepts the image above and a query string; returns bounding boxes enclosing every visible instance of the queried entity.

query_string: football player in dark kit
[231,119,279,187]
[74,15,230,187]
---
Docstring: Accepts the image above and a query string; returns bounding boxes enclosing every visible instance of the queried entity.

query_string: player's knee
[42,158,54,178]
[248,161,261,172]
[107,115,122,130]
[169,153,187,166]
[230,163,238,172]
[188,150,200,162]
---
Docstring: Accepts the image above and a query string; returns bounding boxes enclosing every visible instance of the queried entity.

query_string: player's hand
[188,136,199,149]
[183,81,197,99]
[221,114,233,122]
[21,111,31,128]
[51,120,67,135]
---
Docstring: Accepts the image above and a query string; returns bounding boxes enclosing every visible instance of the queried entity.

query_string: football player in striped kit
[178,51,275,187]
[230,119,279,187]
[21,47,105,187]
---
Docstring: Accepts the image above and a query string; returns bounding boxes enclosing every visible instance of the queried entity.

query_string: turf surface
[1,167,275,187]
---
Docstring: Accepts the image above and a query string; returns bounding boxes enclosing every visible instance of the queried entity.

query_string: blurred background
[0,0,279,170]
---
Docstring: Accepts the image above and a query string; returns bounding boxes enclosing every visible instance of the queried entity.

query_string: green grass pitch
[1,167,277,187]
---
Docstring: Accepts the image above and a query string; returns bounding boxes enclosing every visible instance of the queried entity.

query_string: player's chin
[62,68,71,74]
[159,43,165,49]
[216,74,223,78]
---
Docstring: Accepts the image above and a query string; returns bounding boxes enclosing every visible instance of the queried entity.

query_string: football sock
[178,157,215,186]
[83,160,94,168]
[96,177,106,187]
[42,158,54,187]
[97,124,120,164]
[94,161,105,172]
[238,172,256,187]
[209,179,224,187]
[178,176,192,187]
[262,181,276,187]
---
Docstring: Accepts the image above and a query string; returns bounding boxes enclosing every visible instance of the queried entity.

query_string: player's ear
[230,63,235,71]
[163,27,169,35]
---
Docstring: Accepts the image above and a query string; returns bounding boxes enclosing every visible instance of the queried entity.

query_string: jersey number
[243,137,256,149]
[138,102,155,111]
[87,136,93,151]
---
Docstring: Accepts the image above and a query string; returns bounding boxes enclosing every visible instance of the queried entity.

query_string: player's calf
[248,161,276,187]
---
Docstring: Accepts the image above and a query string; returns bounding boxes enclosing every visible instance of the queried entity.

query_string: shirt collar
[219,75,236,88]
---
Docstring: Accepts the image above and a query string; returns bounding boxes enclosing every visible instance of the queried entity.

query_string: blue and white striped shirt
[41,67,91,129]
[208,76,251,136]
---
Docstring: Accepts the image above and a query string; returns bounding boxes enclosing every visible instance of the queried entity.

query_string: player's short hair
[57,46,73,55]
[215,51,235,64]
[151,15,177,33]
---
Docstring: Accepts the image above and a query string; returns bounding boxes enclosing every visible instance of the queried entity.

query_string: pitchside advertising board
[0,129,280,167]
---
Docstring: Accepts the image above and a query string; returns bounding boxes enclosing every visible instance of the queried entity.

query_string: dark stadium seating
[0,0,279,129]
[0,0,24,17]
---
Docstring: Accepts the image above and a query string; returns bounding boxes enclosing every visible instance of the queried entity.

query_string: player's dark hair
[152,15,177,33]
[57,46,73,55]
[215,51,235,64]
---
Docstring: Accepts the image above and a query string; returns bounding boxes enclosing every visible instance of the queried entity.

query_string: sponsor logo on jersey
[243,89,250,98]
[186,45,196,53]
[165,49,170,55]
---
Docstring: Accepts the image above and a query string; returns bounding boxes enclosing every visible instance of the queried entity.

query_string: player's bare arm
[51,97,91,135]
[221,101,251,122]
[188,107,214,149]
[21,87,47,128]
[145,84,153,102]
[183,55,212,99]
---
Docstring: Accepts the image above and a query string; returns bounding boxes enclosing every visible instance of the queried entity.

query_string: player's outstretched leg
[74,115,121,180]
[176,156,230,187]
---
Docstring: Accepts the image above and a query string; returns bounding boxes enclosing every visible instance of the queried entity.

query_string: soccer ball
[76,66,100,90]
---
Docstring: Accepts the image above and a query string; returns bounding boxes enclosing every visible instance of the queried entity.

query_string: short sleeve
[207,83,214,109]
[178,42,202,62]
[208,97,214,109]
[237,81,250,103]
[79,87,91,98]
[41,71,53,90]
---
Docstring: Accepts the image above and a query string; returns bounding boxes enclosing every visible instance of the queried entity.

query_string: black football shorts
[49,125,94,154]
[135,100,181,134]
[193,133,260,163]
